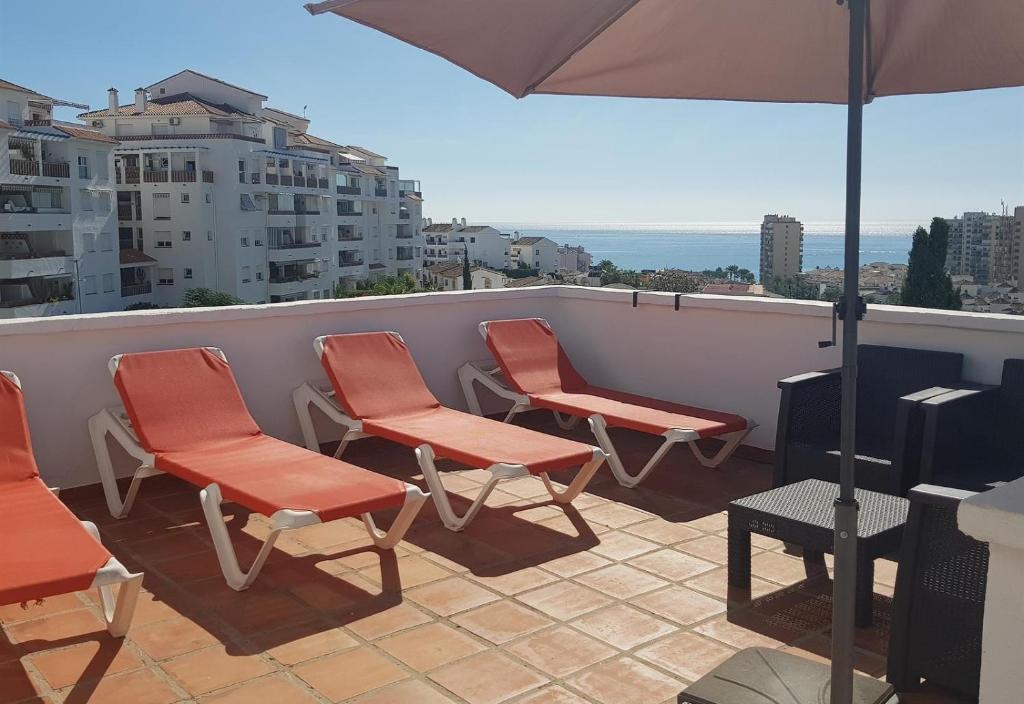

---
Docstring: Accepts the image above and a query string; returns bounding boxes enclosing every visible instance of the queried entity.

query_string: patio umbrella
[306,1,1024,702]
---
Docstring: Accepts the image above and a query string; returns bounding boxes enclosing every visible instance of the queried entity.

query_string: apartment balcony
[0,297,75,319]
[116,167,140,185]
[120,282,152,298]
[269,275,320,297]
[336,209,363,220]
[374,186,388,197]
[0,254,73,279]
[170,170,196,183]
[203,170,215,183]
[279,175,293,187]
[396,251,415,261]
[265,173,279,185]
[293,174,306,188]
[336,185,361,196]
[8,159,68,178]
[142,170,168,183]
[1,288,1020,704]
[317,177,329,189]
[250,173,261,184]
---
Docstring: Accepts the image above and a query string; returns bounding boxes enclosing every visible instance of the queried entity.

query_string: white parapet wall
[1,285,1022,489]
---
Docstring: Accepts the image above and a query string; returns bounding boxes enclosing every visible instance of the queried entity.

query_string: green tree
[182,288,245,307]
[900,218,962,310]
[462,248,472,290]
[766,276,821,301]
[648,270,702,293]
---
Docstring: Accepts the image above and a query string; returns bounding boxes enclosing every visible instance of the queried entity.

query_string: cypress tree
[900,217,961,310]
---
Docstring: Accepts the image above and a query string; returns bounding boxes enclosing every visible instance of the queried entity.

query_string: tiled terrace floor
[3,413,964,704]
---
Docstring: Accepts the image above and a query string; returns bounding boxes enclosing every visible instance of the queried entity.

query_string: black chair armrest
[890,387,965,495]
[774,369,841,486]
[919,387,1000,484]
[907,483,978,507]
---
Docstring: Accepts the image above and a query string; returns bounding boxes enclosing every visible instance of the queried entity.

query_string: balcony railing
[269,273,320,284]
[268,240,320,250]
[202,170,214,183]
[336,185,361,195]
[10,159,40,176]
[171,170,196,183]
[375,187,388,197]
[338,258,365,267]
[280,175,293,186]
[337,210,362,218]
[318,178,329,189]
[143,170,168,183]
[296,209,321,216]
[265,173,279,185]
[396,253,414,261]
[117,167,140,185]
[41,161,70,178]
[250,173,261,184]
[121,282,152,297]
[117,204,134,220]
[293,175,306,188]
[399,211,410,220]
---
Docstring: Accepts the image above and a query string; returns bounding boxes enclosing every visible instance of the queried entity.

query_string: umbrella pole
[831,1,867,703]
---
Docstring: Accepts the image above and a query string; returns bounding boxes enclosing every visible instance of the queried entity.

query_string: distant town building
[510,235,559,274]
[422,218,510,270]
[78,69,423,308]
[759,214,803,282]
[1,78,123,318]
[702,283,765,297]
[945,207,1021,285]
[556,243,592,274]
[425,261,506,290]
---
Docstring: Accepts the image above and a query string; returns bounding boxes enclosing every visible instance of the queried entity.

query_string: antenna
[303,105,308,117]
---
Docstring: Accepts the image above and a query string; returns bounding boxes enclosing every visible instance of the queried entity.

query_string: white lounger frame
[460,320,757,488]
[293,333,607,532]
[87,349,428,591]
[1,371,142,637]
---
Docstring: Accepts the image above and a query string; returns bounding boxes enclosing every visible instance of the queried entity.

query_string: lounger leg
[687,426,754,469]
[458,363,486,416]
[551,411,580,430]
[88,411,161,518]
[362,485,429,549]
[588,415,678,488]
[292,385,322,452]
[199,483,283,591]
[502,402,531,424]
[83,522,143,637]
[539,448,607,503]
[415,445,529,531]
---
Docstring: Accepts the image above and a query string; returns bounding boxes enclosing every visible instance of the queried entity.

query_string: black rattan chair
[887,484,987,700]
[919,358,1024,491]
[773,345,964,495]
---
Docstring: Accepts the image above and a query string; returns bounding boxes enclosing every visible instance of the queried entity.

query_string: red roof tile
[55,125,118,144]
[79,93,249,119]
[119,249,158,265]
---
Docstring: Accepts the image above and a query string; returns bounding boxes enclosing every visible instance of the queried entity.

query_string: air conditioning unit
[168,117,181,126]
[91,120,104,128]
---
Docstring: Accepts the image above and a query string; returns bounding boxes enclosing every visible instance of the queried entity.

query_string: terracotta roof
[353,164,387,177]
[461,226,493,233]
[346,144,386,160]
[147,70,268,98]
[0,119,12,130]
[513,236,546,246]
[505,276,546,288]
[119,249,158,265]
[701,283,765,296]
[54,124,118,144]
[428,262,499,279]
[79,93,249,118]
[424,223,454,233]
[292,132,343,149]
[403,193,423,202]
[0,78,48,98]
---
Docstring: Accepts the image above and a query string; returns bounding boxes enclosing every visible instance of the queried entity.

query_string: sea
[490,222,917,273]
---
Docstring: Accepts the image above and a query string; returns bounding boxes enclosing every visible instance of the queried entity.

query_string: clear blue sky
[2,0,1021,225]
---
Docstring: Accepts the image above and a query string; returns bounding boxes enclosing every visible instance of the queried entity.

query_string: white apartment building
[79,70,423,307]
[423,218,510,270]
[945,208,1021,285]
[556,243,592,274]
[425,261,507,291]
[1,79,121,318]
[509,235,559,274]
[759,214,803,282]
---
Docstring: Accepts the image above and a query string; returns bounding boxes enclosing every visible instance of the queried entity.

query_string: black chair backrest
[996,359,1024,461]
[856,345,963,459]
[888,485,987,699]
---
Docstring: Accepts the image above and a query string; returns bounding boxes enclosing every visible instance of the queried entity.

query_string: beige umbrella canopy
[306,0,1024,102]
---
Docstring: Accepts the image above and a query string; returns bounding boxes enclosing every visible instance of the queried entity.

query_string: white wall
[2,286,1021,489]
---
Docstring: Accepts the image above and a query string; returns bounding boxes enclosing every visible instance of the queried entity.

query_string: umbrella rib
[521,0,645,97]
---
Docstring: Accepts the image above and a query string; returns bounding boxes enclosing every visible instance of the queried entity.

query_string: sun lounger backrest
[484,318,588,395]
[0,373,40,482]
[320,332,441,420]
[113,348,261,453]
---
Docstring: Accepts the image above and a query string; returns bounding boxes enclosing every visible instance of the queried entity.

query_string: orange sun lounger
[88,348,427,590]
[292,332,608,531]
[464,318,755,487]
[1,371,141,636]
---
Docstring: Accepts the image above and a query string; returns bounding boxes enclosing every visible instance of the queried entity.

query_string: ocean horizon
[487,221,918,273]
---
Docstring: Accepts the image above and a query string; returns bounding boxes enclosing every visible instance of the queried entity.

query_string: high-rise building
[1,79,122,318]
[759,214,803,282]
[944,209,1018,284]
[79,70,423,307]
[1013,206,1024,285]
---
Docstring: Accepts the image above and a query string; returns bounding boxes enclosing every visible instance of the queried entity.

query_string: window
[155,232,172,248]
[151,123,169,136]
[184,267,193,279]
[205,193,212,203]
[254,238,263,247]
[100,233,113,251]
[79,190,94,211]
[273,127,287,148]
[82,275,97,295]
[470,237,476,243]
[238,160,246,183]
[77,151,90,179]
[96,191,110,213]
[152,193,170,219]
[156,240,172,248]
[240,193,258,211]
[181,193,190,204]
[240,237,250,247]
[102,273,115,293]
[207,231,213,241]
[83,233,96,252]
[157,268,174,285]
[255,270,264,281]
[241,266,251,283]
[182,230,191,241]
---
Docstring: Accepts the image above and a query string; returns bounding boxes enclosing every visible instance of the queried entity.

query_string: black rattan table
[728,479,909,626]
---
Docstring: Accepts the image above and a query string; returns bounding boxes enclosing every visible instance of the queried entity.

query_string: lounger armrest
[919,386,1000,484]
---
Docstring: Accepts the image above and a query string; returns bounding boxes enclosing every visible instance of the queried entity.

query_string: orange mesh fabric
[320,333,440,420]
[114,349,260,453]
[320,332,595,473]
[485,319,748,438]
[1,375,110,606]
[113,348,406,519]
[364,407,594,475]
[0,374,39,482]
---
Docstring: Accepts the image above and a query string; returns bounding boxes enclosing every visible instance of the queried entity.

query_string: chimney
[107,88,118,116]
[461,217,467,226]
[452,217,458,227]
[134,88,147,113]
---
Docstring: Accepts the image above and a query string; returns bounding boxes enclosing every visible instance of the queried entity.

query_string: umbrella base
[678,648,897,704]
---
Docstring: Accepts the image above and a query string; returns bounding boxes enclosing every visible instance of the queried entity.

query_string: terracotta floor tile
[693,615,789,649]
[452,601,552,645]
[118,590,180,628]
[515,581,614,621]
[0,594,85,624]
[130,617,219,661]
[623,519,705,546]
[353,679,458,703]
[566,656,683,704]
[65,667,181,704]
[685,567,778,602]
[750,551,810,586]
[573,563,669,599]
[628,548,717,582]
[633,586,725,626]
[295,647,407,702]
[635,631,737,683]
[538,551,612,578]
[429,650,548,704]
[678,512,728,533]
[359,554,450,589]
[468,566,559,596]
[345,602,433,640]
[8,609,104,644]
[581,503,653,529]
[516,685,592,704]
[590,531,660,561]
[499,476,553,500]
[199,674,319,703]
[257,626,358,666]
[215,590,314,633]
[571,604,675,650]
[30,640,141,689]
[676,535,735,564]
[129,529,211,564]
[508,625,616,678]
[378,622,486,671]
[294,519,377,551]
[406,577,501,617]
[0,660,45,704]
[160,644,273,695]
